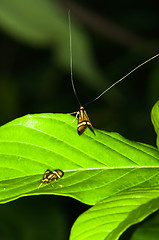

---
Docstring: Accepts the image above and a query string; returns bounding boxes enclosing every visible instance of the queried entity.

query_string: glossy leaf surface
[0,113,159,205]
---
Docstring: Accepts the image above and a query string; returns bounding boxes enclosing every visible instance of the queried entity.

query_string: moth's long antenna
[84,53,159,107]
[68,10,81,107]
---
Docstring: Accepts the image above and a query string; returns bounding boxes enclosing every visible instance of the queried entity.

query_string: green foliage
[0,0,106,90]
[70,188,159,240]
[0,1,159,239]
[131,211,159,240]
[151,100,159,149]
[0,101,159,239]
[0,113,158,204]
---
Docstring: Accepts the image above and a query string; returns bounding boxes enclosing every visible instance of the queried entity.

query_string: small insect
[71,106,95,135]
[38,169,64,188]
[77,106,94,135]
[68,11,159,135]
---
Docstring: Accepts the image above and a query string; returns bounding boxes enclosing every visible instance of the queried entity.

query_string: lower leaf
[70,187,159,240]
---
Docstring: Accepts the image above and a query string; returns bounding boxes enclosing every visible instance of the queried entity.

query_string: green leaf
[0,113,159,204]
[131,211,159,240]
[151,100,159,149]
[70,187,159,240]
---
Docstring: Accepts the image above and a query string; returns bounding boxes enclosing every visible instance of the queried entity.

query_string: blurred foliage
[0,0,159,239]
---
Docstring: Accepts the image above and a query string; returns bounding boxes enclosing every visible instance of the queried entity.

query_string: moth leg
[51,180,63,188]
[67,111,78,115]
[38,182,43,189]
[67,111,79,123]
[72,111,79,123]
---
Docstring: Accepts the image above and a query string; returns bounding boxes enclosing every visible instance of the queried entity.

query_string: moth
[76,106,95,135]
[68,11,159,136]
[38,169,64,188]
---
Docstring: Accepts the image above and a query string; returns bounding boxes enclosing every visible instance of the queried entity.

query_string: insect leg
[68,111,79,123]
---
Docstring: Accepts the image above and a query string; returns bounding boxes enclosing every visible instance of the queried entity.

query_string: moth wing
[77,109,95,135]
[77,122,87,135]
[83,110,95,134]
[82,110,90,121]
[78,110,83,123]
[87,122,95,134]
[77,109,86,135]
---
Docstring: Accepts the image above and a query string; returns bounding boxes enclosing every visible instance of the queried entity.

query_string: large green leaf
[70,187,159,240]
[0,113,159,204]
[151,100,159,149]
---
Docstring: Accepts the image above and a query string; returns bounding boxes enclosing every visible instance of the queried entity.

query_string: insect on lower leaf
[38,169,64,188]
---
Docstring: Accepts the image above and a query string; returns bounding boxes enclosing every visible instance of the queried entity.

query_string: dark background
[0,0,159,239]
